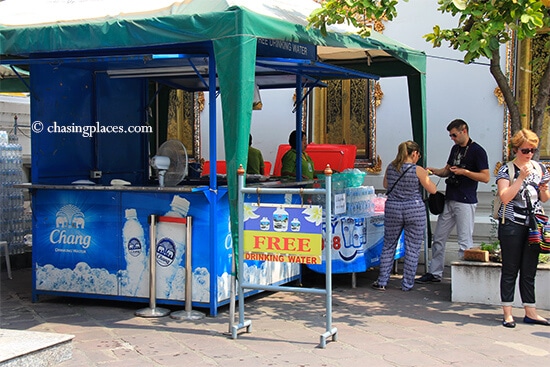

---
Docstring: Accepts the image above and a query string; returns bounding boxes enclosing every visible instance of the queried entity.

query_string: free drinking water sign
[242,204,323,264]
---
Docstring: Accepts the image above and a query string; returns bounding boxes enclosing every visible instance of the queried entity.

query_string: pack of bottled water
[345,185,376,217]
[0,131,28,254]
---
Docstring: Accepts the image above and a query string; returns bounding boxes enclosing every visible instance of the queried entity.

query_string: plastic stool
[0,241,12,279]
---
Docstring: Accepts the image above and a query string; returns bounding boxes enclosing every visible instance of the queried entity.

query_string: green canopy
[0,0,427,243]
[0,65,29,92]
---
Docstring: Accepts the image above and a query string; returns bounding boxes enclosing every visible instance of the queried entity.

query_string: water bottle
[122,208,148,297]
[155,195,190,299]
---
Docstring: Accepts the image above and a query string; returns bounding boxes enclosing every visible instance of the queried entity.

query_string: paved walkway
[1,266,549,366]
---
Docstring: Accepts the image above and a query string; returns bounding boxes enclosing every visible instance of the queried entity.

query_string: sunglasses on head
[519,148,537,154]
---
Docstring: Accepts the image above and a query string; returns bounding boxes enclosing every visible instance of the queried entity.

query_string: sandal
[371,281,386,291]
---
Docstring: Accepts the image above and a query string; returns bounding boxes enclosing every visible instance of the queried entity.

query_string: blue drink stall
[0,0,428,316]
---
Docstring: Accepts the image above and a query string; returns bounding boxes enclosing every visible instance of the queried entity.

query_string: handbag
[428,191,445,215]
[427,177,445,215]
[525,191,550,253]
[530,213,550,254]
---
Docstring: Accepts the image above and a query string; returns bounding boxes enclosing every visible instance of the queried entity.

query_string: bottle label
[127,237,142,257]
[156,237,176,267]
[260,217,270,230]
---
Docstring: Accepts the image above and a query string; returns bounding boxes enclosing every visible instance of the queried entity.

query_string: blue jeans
[498,220,540,306]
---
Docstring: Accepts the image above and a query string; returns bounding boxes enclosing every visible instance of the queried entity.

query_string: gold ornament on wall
[493,87,504,105]
[197,92,205,112]
[365,155,382,174]
[374,82,383,107]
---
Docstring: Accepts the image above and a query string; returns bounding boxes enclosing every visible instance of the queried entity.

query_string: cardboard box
[464,248,489,262]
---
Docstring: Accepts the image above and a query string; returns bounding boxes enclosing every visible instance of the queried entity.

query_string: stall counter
[27,184,300,316]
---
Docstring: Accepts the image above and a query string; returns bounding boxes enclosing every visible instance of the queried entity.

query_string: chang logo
[127,238,142,257]
[55,204,85,229]
[50,204,92,249]
[156,238,176,267]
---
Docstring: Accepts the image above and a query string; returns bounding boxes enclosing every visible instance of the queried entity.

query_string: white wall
[375,0,504,193]
[200,88,298,166]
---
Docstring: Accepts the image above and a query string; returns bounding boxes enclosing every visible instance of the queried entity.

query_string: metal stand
[136,214,170,318]
[171,217,205,320]
[230,165,337,347]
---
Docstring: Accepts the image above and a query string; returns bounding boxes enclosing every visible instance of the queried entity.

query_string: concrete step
[0,329,73,366]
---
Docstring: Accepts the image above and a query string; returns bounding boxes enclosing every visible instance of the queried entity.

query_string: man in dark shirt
[417,119,490,283]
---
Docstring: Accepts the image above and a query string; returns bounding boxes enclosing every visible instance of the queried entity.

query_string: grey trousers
[428,200,476,278]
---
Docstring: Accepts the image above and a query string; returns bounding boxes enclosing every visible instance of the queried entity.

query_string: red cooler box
[272,144,357,176]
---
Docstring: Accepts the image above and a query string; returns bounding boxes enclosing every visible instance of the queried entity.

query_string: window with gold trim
[311,79,379,167]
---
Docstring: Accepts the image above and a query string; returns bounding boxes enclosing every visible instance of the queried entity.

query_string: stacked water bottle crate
[345,185,376,216]
[0,131,27,254]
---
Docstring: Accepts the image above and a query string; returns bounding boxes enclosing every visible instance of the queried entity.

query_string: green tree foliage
[308,0,550,147]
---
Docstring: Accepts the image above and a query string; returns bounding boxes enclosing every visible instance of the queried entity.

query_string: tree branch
[490,48,521,134]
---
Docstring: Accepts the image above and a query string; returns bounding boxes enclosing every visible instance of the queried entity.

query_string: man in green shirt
[247,134,265,175]
[281,130,315,180]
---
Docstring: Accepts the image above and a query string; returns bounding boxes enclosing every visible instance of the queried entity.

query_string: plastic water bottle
[0,138,25,254]
[155,195,190,299]
[122,208,148,297]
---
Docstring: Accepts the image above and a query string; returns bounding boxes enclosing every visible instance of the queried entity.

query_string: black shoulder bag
[428,178,445,215]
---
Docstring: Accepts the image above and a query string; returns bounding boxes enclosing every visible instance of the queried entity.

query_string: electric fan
[151,139,188,187]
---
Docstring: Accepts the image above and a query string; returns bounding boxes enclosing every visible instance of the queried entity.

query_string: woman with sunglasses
[496,128,550,328]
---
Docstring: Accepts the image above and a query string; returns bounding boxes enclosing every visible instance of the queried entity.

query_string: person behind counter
[372,140,437,291]
[281,130,315,180]
[247,134,265,175]
[496,128,550,328]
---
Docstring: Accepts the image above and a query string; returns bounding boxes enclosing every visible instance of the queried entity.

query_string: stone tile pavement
[1,266,549,366]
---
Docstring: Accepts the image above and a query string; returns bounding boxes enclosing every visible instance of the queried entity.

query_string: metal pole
[136,214,170,317]
[171,216,205,320]
[295,76,303,181]
[320,166,337,348]
[231,166,252,338]
[229,166,245,334]
[228,249,236,333]
[13,115,18,136]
